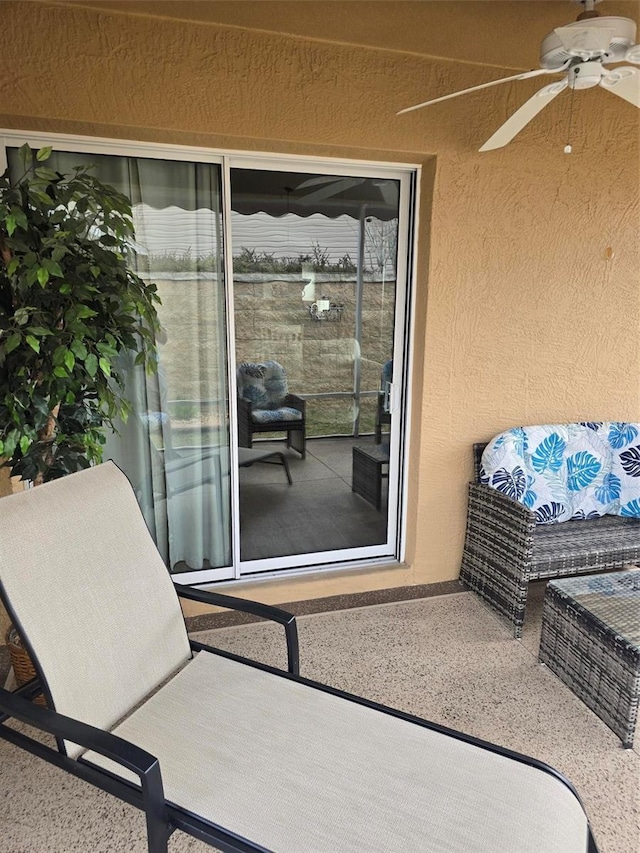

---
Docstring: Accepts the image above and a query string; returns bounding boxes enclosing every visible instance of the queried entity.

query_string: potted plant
[0,144,161,693]
[0,143,161,485]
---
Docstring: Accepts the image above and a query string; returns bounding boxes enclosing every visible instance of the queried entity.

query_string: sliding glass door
[229,161,410,574]
[2,133,414,583]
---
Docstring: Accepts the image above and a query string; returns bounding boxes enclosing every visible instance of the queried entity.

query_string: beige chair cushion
[0,462,191,757]
[84,651,589,853]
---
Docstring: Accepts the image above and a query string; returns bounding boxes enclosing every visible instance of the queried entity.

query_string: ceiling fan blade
[298,177,361,205]
[479,79,568,152]
[626,43,640,64]
[296,175,347,190]
[397,68,557,115]
[377,181,399,207]
[600,66,640,108]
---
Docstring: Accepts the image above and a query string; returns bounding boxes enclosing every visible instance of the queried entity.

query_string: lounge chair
[0,462,598,852]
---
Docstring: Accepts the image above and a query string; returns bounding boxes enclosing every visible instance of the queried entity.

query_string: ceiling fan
[295,176,398,206]
[397,0,640,151]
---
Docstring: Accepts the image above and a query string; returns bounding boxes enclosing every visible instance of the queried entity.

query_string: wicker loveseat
[460,423,640,638]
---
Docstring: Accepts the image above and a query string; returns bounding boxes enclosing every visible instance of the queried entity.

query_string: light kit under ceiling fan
[397,0,640,151]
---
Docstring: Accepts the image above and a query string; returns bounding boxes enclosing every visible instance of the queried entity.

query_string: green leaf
[76,306,97,319]
[53,365,68,378]
[90,265,101,279]
[70,339,88,360]
[28,187,54,207]
[19,435,31,454]
[96,342,117,357]
[13,308,30,325]
[53,345,67,366]
[35,167,58,181]
[18,144,31,170]
[27,326,52,336]
[98,357,111,377]
[45,260,64,278]
[84,353,98,377]
[13,208,28,230]
[36,146,52,162]
[5,213,16,236]
[3,333,20,354]
[25,335,40,353]
[36,267,50,286]
[59,282,72,295]
[7,258,19,276]
[3,430,18,457]
[51,244,67,259]
[63,350,75,372]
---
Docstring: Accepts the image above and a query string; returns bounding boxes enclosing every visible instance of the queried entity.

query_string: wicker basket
[6,626,46,706]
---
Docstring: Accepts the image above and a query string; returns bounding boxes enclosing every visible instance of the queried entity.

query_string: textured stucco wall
[1,0,638,608]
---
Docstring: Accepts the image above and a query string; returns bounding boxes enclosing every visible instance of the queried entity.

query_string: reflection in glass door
[5,147,234,579]
[230,165,405,571]
[3,134,413,583]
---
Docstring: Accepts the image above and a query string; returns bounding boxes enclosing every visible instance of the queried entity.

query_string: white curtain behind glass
[21,150,232,570]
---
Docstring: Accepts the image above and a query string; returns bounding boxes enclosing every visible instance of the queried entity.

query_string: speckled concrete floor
[1,585,638,852]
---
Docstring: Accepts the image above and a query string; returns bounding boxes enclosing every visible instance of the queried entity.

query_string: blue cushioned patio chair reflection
[237,360,306,459]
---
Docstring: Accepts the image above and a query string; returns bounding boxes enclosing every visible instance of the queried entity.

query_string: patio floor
[239,436,388,561]
[1,582,638,852]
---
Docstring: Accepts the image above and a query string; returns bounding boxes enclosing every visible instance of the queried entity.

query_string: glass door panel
[230,166,403,570]
[6,147,233,577]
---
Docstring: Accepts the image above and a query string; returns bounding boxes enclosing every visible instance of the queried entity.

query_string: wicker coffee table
[539,569,640,748]
[352,444,389,509]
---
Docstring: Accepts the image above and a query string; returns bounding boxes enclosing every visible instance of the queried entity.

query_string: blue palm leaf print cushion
[620,446,640,478]
[609,423,639,449]
[492,467,526,501]
[566,452,601,492]
[620,499,640,517]
[522,475,537,509]
[535,503,566,524]
[595,473,621,504]
[482,423,640,523]
[531,434,565,474]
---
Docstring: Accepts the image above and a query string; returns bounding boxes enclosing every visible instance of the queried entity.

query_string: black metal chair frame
[237,394,306,459]
[0,581,599,853]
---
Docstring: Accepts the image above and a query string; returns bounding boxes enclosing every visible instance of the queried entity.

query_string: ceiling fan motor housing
[540,17,636,69]
[568,60,605,88]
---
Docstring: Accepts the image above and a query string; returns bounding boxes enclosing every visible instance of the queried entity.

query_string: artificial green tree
[0,144,160,485]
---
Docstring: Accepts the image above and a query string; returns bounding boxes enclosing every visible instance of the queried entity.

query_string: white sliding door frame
[226,155,416,577]
[0,129,419,586]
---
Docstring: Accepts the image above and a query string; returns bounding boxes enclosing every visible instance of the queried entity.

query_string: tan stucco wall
[1,1,638,612]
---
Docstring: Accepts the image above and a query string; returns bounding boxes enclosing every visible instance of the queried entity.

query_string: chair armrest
[237,396,253,447]
[465,482,537,576]
[284,393,306,416]
[237,395,253,413]
[174,584,300,676]
[0,686,168,849]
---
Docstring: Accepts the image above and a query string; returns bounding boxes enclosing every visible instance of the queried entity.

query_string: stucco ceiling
[55,0,640,70]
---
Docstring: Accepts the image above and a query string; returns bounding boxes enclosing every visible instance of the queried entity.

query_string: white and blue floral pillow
[480,423,640,523]
[237,360,302,423]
